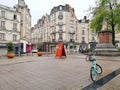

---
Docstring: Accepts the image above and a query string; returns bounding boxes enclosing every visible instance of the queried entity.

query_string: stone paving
[101,74,120,90]
[0,53,120,90]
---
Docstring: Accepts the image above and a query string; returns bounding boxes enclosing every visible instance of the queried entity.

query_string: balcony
[52,39,55,42]
[58,30,65,33]
[81,41,86,44]
[69,30,75,34]
[58,38,63,42]
[70,39,74,42]
[51,31,56,34]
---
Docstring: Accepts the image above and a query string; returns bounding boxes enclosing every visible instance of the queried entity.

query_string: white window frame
[13,23,17,31]
[0,21,5,29]
[0,33,5,40]
[13,34,17,41]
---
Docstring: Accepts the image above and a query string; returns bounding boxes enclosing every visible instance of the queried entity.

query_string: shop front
[0,43,7,55]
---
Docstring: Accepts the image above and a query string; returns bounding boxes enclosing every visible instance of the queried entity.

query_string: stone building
[31,4,90,52]
[0,0,31,55]
[15,0,31,53]
[0,4,21,55]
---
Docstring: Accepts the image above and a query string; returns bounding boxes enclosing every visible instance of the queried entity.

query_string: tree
[37,43,43,51]
[7,42,14,53]
[90,0,120,45]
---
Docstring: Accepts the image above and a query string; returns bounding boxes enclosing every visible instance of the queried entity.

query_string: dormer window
[60,6,62,10]
[13,15,17,20]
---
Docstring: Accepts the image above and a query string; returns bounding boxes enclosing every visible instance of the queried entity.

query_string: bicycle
[86,52,103,82]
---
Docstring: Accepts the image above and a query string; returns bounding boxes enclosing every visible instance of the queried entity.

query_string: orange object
[6,53,15,58]
[55,43,66,58]
[37,52,43,56]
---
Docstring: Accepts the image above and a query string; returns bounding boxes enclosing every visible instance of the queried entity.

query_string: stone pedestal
[95,30,120,56]
[99,30,112,43]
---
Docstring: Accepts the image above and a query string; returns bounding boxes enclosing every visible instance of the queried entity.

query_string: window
[70,26,74,29]
[58,12,63,20]
[58,22,63,25]
[59,26,62,31]
[1,11,5,18]
[0,21,5,29]
[59,34,62,38]
[82,30,85,35]
[54,19,56,23]
[60,6,62,10]
[70,34,74,39]
[13,23,17,31]
[59,34,63,41]
[70,20,74,24]
[13,15,17,20]
[82,24,85,28]
[0,33,5,40]
[82,37,85,41]
[13,34,17,41]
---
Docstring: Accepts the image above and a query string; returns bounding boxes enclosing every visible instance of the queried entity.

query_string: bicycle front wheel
[96,64,103,74]
[90,67,97,82]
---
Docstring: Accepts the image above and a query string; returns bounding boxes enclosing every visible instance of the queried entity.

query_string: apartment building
[0,4,21,54]
[31,4,90,52]
[0,0,31,55]
[16,0,31,53]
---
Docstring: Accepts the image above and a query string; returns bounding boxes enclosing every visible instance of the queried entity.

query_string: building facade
[0,0,31,55]
[114,32,120,47]
[31,4,90,52]
[0,4,21,54]
[16,0,31,53]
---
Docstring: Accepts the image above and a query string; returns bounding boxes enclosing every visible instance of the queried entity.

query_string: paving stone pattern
[0,54,120,90]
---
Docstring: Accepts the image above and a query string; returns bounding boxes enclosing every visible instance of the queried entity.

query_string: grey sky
[0,0,95,26]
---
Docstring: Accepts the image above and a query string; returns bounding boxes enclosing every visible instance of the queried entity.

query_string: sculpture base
[94,43,120,56]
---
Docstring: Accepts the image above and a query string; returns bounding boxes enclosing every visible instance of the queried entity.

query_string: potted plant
[37,43,43,56]
[6,42,15,58]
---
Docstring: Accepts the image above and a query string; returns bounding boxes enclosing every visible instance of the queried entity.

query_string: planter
[6,53,15,58]
[37,52,43,56]
[6,42,15,58]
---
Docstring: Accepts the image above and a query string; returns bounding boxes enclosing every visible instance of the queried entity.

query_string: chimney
[65,4,69,9]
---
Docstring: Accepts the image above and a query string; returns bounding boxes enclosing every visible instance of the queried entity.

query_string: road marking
[82,68,120,90]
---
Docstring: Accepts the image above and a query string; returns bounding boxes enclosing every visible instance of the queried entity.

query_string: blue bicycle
[86,52,103,82]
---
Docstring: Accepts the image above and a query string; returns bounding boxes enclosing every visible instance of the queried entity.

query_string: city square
[0,0,120,90]
[0,53,120,90]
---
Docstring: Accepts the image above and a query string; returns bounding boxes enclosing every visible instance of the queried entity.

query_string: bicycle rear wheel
[96,64,103,74]
[90,67,97,82]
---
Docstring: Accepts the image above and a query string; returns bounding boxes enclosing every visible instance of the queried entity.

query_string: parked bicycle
[86,52,103,82]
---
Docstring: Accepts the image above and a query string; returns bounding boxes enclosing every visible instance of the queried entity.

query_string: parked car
[32,49,38,53]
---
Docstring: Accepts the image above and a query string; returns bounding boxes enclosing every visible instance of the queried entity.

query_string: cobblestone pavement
[0,53,120,90]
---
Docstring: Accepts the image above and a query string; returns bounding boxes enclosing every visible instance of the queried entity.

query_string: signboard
[55,43,66,58]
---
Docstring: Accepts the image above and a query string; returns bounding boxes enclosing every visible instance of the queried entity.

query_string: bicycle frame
[86,53,103,82]
[93,60,97,75]
[86,54,98,75]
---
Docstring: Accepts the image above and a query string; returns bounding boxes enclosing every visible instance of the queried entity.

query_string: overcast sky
[0,0,95,26]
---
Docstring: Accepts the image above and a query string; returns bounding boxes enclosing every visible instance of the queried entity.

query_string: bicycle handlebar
[86,52,96,61]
